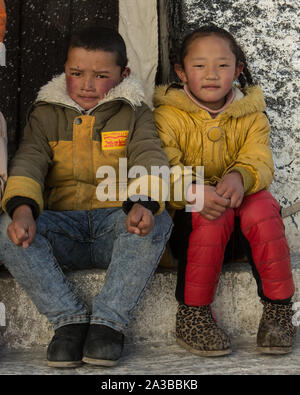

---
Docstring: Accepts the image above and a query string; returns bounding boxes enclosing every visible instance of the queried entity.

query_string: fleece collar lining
[36,73,145,112]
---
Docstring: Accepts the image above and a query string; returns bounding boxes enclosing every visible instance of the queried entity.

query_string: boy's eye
[194,65,204,68]
[96,74,108,79]
[70,71,81,77]
[219,64,229,68]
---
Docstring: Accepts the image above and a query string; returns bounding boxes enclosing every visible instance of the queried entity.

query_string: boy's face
[65,47,130,110]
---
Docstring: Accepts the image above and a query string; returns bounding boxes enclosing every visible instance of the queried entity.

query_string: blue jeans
[0,208,172,332]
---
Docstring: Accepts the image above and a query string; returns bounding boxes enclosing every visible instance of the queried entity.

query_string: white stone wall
[174,0,300,251]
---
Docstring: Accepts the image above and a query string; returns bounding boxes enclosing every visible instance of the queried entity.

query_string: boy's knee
[154,209,173,229]
[117,207,173,240]
[152,210,173,241]
[0,213,11,238]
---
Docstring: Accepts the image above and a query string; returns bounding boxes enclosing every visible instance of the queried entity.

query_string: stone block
[1,255,299,349]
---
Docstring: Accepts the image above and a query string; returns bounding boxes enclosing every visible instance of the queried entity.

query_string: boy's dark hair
[67,26,128,72]
[174,24,253,89]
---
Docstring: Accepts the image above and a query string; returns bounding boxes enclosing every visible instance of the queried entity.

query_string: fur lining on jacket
[153,85,266,119]
[36,72,145,112]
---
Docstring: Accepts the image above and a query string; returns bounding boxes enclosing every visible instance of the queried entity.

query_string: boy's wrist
[6,196,40,219]
[122,196,160,215]
[12,204,33,219]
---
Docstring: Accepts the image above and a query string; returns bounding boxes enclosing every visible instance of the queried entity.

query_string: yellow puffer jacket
[153,84,274,209]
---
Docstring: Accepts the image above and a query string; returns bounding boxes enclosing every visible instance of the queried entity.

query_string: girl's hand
[126,203,155,236]
[216,172,244,208]
[197,185,230,220]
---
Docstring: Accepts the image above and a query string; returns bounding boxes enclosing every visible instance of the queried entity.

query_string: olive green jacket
[3,73,169,215]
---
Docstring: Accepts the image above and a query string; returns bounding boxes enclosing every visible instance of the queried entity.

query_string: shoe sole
[82,356,119,367]
[176,337,232,357]
[257,346,293,355]
[47,360,83,368]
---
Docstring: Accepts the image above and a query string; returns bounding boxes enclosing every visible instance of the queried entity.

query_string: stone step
[0,255,300,349]
[1,339,300,375]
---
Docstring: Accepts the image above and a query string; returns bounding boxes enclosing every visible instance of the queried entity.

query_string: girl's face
[65,47,130,111]
[175,35,244,110]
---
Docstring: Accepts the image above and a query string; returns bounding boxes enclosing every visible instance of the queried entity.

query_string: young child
[0,26,172,367]
[153,25,296,356]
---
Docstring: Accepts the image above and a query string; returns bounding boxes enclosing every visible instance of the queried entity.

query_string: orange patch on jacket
[102,131,129,150]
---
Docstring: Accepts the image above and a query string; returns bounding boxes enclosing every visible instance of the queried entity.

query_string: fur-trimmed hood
[153,84,266,118]
[36,72,145,112]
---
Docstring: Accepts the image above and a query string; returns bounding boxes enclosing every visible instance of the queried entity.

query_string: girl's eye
[220,64,229,68]
[194,65,204,68]
[70,71,81,77]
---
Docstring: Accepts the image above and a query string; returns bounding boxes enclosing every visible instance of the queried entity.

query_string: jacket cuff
[5,196,40,219]
[122,196,160,215]
[231,167,256,194]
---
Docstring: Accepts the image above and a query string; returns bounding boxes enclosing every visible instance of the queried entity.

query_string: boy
[0,26,172,368]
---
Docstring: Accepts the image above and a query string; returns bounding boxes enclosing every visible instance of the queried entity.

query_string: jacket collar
[36,72,145,112]
[153,84,266,118]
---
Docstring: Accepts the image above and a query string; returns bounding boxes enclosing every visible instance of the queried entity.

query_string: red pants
[185,190,295,306]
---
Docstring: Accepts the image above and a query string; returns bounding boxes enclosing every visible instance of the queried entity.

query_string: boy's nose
[82,76,95,90]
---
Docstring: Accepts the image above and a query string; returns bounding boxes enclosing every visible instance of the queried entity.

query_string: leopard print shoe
[257,300,297,354]
[176,304,231,357]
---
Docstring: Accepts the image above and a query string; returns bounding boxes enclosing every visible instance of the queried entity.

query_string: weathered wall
[167,0,300,251]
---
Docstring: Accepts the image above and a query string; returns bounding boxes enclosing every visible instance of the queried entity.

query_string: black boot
[47,323,89,368]
[83,324,124,366]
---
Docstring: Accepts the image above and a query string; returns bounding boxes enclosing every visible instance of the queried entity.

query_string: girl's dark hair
[67,26,128,72]
[176,24,254,88]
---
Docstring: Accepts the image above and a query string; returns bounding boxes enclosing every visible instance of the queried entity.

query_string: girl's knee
[190,208,234,247]
[191,208,234,230]
[239,191,281,228]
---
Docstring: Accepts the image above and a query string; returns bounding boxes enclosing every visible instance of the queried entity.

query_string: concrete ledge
[1,255,300,349]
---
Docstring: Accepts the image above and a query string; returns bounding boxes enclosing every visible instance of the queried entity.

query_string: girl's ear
[174,64,187,83]
[234,62,244,80]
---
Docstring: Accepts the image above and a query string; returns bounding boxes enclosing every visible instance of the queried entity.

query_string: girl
[153,25,296,356]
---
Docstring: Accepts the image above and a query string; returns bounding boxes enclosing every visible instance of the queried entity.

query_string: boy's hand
[7,204,36,248]
[198,185,230,221]
[126,203,155,236]
[216,172,244,209]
